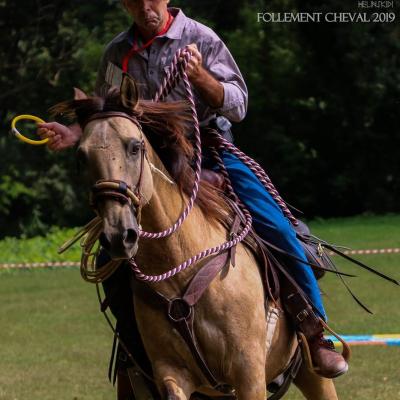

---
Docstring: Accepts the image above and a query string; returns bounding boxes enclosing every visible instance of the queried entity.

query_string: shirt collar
[162,8,186,40]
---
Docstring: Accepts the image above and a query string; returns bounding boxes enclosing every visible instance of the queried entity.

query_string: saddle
[201,170,335,282]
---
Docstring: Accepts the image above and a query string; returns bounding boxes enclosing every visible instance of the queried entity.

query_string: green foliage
[0,226,81,263]
[0,1,128,238]
[1,1,399,238]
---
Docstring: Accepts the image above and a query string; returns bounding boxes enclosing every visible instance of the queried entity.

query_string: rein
[60,46,297,285]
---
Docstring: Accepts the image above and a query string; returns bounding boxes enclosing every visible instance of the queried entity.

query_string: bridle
[61,47,298,284]
[57,47,303,395]
[83,111,148,220]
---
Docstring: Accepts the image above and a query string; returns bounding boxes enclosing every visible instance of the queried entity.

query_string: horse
[54,76,339,400]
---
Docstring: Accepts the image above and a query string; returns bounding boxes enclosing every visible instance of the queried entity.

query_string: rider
[38,0,348,379]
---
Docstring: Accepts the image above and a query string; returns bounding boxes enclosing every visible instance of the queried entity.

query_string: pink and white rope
[213,134,299,226]
[131,46,254,281]
[139,49,202,239]
[130,207,252,282]
[130,45,294,282]
[153,49,183,102]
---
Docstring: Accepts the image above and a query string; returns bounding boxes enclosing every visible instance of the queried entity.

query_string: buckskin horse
[54,74,339,399]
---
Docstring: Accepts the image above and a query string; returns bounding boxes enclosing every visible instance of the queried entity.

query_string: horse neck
[136,145,225,293]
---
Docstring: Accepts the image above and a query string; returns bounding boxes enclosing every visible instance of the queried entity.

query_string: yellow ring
[11,114,49,145]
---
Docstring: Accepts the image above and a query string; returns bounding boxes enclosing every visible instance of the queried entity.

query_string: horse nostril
[99,232,111,250]
[123,228,138,245]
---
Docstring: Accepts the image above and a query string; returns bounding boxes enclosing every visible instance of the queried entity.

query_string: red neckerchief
[122,12,174,73]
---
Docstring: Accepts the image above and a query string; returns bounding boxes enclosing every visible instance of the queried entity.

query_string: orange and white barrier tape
[0,248,399,270]
[328,248,400,256]
[0,261,79,270]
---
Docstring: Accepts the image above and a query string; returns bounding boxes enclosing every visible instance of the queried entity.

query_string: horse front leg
[235,378,267,400]
[294,362,338,400]
[233,349,267,400]
[163,376,189,400]
[153,362,197,400]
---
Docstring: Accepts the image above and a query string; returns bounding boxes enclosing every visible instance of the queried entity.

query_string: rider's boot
[284,291,349,379]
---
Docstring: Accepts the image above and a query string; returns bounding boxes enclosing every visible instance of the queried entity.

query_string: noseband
[91,179,141,207]
[84,112,147,213]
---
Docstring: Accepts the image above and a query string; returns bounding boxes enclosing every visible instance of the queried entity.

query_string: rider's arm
[199,34,248,123]
[184,44,224,109]
[39,41,117,151]
[37,122,82,151]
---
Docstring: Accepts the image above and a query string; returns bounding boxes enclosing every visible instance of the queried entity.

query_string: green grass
[288,214,400,399]
[0,215,399,399]
[0,269,114,400]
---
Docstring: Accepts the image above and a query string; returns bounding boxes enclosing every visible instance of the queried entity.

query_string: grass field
[0,214,399,399]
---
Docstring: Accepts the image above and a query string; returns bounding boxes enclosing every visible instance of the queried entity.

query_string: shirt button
[149,70,154,75]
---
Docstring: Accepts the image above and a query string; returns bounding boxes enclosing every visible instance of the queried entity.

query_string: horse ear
[74,87,88,100]
[120,73,139,110]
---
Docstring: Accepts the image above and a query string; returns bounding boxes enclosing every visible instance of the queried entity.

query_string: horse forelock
[50,88,230,223]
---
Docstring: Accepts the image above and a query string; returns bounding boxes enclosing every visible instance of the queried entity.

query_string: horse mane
[50,88,230,224]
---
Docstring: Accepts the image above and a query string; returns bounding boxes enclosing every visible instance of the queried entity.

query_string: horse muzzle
[100,217,139,260]
[89,178,144,259]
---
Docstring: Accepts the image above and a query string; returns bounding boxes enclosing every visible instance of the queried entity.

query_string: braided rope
[138,48,203,239]
[58,216,121,284]
[131,48,254,281]
[210,147,239,202]
[153,49,183,102]
[61,45,297,284]
[212,133,298,226]
[130,208,252,282]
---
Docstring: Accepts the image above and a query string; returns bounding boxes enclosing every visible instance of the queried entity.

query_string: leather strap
[183,251,230,307]
[149,251,235,395]
[226,198,280,303]
[82,111,141,130]
[127,367,156,399]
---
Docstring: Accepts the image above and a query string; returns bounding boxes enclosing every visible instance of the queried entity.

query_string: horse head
[51,74,227,261]
[76,76,154,260]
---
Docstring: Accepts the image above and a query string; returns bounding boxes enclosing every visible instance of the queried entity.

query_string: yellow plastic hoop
[11,114,49,145]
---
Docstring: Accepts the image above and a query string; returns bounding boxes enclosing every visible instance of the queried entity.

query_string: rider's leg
[221,151,326,319]
[221,152,348,378]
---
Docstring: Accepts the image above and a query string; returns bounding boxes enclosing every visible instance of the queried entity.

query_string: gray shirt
[95,7,248,124]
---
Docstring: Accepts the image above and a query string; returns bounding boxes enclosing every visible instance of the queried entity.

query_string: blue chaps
[221,152,326,320]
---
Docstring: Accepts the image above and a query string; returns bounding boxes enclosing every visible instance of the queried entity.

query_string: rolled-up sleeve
[203,36,248,122]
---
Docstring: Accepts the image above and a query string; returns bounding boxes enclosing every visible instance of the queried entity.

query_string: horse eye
[127,140,141,155]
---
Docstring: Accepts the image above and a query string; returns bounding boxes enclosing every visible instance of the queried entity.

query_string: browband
[81,111,140,130]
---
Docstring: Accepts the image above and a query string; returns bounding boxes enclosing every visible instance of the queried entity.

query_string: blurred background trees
[0,0,399,238]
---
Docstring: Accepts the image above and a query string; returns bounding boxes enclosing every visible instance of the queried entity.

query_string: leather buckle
[296,309,309,323]
[168,298,192,322]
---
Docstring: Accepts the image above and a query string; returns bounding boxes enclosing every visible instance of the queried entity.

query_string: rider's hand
[37,122,81,151]
[184,43,204,83]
